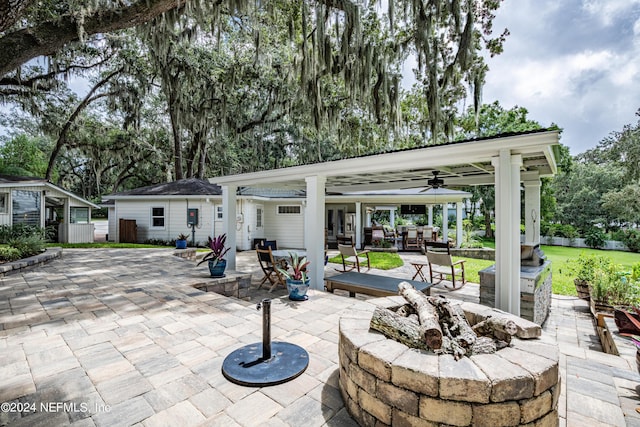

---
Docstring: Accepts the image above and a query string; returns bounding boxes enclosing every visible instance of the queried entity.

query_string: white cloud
[582,0,640,26]
[479,0,640,155]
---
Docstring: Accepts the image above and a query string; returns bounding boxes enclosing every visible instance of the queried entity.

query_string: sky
[479,0,640,155]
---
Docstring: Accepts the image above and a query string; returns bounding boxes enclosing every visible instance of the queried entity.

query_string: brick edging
[0,247,62,277]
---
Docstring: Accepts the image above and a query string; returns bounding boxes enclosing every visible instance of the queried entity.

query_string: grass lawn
[475,239,640,296]
[328,251,404,270]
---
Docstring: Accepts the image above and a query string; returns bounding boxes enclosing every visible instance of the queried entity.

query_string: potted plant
[278,252,310,301]
[197,234,231,277]
[569,253,599,300]
[176,233,189,249]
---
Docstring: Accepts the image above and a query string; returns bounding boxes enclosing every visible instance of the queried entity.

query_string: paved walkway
[0,248,638,426]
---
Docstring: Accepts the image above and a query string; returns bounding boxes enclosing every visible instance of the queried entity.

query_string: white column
[428,206,433,226]
[365,209,372,227]
[222,185,237,271]
[355,202,362,249]
[389,208,395,229]
[441,203,448,243]
[523,177,541,245]
[492,151,523,316]
[455,202,463,248]
[305,175,326,291]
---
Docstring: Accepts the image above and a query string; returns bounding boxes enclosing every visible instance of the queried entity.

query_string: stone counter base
[338,296,559,427]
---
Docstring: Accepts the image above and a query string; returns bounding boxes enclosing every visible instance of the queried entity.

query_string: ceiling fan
[421,170,446,191]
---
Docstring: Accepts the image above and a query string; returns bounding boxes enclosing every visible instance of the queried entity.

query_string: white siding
[112,198,220,245]
[107,207,116,241]
[263,201,305,249]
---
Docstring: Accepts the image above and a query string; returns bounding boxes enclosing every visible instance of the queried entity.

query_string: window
[256,207,263,228]
[70,207,89,224]
[216,206,223,220]
[151,207,165,227]
[12,190,41,225]
[0,193,7,214]
[277,205,301,215]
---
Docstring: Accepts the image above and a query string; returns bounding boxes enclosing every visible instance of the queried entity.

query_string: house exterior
[102,179,470,250]
[0,175,98,243]
[103,180,321,248]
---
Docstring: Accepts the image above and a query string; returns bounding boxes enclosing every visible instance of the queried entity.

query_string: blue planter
[208,258,227,277]
[176,239,187,249]
[286,278,310,301]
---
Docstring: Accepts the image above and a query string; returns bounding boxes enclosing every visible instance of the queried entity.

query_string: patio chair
[371,227,385,246]
[336,244,371,273]
[405,227,421,250]
[336,235,354,246]
[255,246,288,292]
[424,250,466,289]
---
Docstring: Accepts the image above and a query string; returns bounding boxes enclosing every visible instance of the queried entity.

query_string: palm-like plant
[197,234,231,266]
[278,252,310,282]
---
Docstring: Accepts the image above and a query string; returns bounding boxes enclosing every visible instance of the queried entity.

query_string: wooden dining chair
[255,246,288,292]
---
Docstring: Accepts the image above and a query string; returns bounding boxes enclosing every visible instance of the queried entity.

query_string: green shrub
[621,229,640,253]
[558,224,579,239]
[7,234,46,258]
[0,245,21,262]
[568,252,613,282]
[584,227,606,249]
[0,224,44,242]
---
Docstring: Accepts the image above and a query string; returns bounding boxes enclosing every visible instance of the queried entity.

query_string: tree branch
[45,67,123,179]
[0,0,187,76]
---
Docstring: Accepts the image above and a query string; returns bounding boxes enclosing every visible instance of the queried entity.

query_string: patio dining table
[271,249,307,263]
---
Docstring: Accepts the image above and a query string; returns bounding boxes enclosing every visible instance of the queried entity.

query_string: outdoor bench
[324,271,434,298]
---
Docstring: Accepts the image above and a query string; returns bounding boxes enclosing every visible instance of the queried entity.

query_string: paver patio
[0,248,639,426]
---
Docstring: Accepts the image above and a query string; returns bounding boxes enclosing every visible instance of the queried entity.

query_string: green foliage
[590,262,639,306]
[584,227,607,249]
[0,224,43,242]
[460,220,483,249]
[0,134,50,177]
[0,224,46,259]
[601,184,640,226]
[621,229,640,253]
[551,162,624,232]
[456,101,543,139]
[568,252,613,282]
[7,235,46,258]
[0,245,22,262]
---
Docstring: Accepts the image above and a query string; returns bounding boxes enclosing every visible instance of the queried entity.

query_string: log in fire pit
[338,284,559,426]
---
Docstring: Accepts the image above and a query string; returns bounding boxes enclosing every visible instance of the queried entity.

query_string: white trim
[276,205,302,215]
[150,206,166,229]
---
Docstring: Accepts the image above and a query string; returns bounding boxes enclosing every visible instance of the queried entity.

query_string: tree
[0,134,49,177]
[552,162,624,232]
[580,108,640,183]
[456,101,563,237]
[0,0,187,76]
[601,184,640,227]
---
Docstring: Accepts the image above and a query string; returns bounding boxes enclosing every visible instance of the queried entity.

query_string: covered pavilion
[209,129,561,317]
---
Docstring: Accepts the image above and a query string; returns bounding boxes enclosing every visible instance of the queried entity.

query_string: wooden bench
[324,271,435,298]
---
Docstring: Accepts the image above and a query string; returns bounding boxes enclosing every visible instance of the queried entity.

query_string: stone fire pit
[338,296,559,426]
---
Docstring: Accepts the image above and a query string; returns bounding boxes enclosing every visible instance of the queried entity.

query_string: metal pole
[261,299,271,360]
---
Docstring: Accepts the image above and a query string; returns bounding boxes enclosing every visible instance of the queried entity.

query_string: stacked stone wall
[338,297,560,427]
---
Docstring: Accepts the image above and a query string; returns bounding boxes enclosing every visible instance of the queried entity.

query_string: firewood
[396,304,416,317]
[429,296,476,348]
[369,306,428,350]
[469,336,497,355]
[398,282,443,349]
[472,316,517,345]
